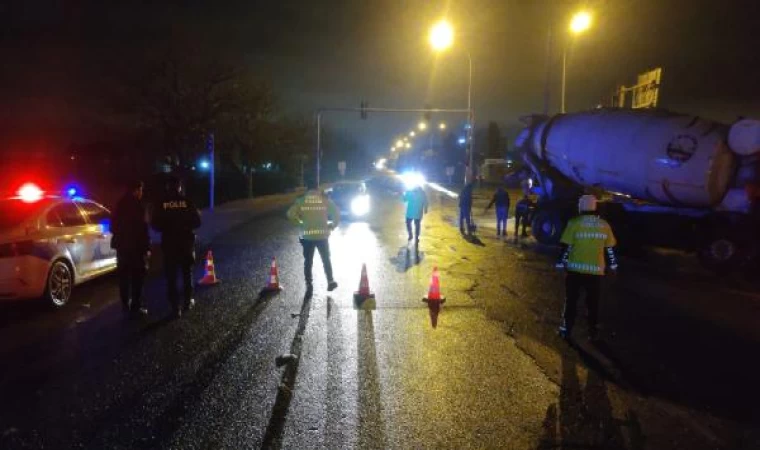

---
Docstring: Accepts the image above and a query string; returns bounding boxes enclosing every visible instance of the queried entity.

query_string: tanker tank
[526,109,738,208]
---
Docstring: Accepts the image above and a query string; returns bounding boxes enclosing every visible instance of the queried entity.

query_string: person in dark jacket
[111,180,151,317]
[514,194,534,239]
[485,185,510,237]
[151,176,202,318]
[459,182,475,235]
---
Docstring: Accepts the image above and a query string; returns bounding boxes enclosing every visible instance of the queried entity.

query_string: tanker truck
[514,108,760,271]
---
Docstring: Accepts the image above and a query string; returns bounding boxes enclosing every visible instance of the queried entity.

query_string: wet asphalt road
[1,179,760,449]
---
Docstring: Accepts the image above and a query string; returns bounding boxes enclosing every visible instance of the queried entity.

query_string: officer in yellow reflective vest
[287,176,340,292]
[555,195,618,342]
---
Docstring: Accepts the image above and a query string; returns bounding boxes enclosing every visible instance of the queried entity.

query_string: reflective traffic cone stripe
[267,257,281,289]
[261,257,283,293]
[198,250,220,285]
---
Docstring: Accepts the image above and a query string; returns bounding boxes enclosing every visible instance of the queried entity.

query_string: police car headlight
[350,195,370,216]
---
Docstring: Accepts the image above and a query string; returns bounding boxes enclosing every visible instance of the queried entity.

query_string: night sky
[1,0,759,156]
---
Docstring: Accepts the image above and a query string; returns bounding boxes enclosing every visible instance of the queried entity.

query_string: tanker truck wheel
[531,208,565,245]
[697,226,751,273]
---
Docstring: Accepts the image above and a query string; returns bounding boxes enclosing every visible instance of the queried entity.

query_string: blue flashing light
[99,218,111,234]
[66,187,78,197]
[199,160,210,170]
[458,137,466,145]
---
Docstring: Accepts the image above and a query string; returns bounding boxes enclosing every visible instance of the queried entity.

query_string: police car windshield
[0,198,54,230]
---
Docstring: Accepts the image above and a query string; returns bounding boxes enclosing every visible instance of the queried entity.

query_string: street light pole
[561,43,568,114]
[208,132,215,210]
[466,50,474,184]
[316,111,322,187]
[543,26,553,115]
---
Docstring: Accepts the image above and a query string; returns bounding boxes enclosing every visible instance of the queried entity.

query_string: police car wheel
[45,260,73,307]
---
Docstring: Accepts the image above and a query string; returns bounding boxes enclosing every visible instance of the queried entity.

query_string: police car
[0,183,117,307]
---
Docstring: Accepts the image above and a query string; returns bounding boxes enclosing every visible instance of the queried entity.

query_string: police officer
[555,195,618,342]
[111,180,150,317]
[151,176,201,318]
[287,176,339,293]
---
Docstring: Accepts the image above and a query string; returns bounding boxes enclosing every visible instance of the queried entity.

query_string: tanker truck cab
[516,110,760,272]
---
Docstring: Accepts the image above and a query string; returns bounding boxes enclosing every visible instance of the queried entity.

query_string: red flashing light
[17,183,44,203]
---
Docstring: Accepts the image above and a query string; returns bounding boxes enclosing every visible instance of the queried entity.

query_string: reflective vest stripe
[574,232,608,240]
[566,262,602,273]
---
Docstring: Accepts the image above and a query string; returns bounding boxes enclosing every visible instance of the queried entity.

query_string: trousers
[406,218,421,240]
[302,239,334,284]
[562,271,601,336]
[459,207,473,234]
[117,251,147,310]
[496,206,508,235]
[515,212,530,237]
[164,251,194,310]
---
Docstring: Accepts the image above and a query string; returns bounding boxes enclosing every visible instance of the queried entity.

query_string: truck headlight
[350,195,370,216]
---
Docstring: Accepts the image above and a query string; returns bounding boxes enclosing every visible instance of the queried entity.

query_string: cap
[578,195,597,212]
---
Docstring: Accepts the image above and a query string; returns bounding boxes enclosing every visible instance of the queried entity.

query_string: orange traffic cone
[198,250,220,285]
[353,263,376,310]
[422,266,446,328]
[261,257,284,294]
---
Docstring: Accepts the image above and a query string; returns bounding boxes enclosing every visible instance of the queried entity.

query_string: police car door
[45,201,92,277]
[75,201,117,274]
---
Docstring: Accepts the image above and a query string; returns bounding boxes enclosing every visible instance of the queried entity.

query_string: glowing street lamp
[405,142,411,149]
[409,131,416,137]
[429,20,454,51]
[439,122,447,130]
[418,122,427,131]
[396,139,404,147]
[570,11,592,34]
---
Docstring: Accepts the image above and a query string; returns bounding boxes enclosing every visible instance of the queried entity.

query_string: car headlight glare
[350,195,370,216]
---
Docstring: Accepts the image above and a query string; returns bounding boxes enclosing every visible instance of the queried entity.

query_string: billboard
[632,68,662,109]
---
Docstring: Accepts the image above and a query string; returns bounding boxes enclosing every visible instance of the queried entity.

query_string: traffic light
[360,100,368,119]
[424,104,432,122]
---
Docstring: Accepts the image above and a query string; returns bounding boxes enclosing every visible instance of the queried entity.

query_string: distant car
[325,181,371,219]
[0,184,117,307]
